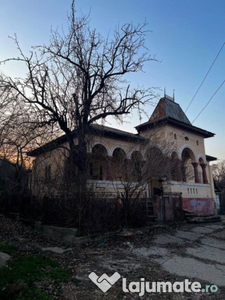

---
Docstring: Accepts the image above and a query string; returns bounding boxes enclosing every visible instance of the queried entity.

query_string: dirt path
[1,214,225,299]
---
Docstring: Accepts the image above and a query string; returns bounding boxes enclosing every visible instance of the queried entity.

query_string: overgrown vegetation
[0,254,70,300]
[0,243,17,254]
[212,161,225,213]
[0,158,30,215]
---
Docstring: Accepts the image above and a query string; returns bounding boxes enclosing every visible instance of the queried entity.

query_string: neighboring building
[28,95,217,217]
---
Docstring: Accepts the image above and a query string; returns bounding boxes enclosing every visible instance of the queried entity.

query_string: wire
[185,42,225,113]
[192,80,225,124]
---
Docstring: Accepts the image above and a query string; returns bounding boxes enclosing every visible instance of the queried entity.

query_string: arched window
[89,144,108,180]
[181,148,195,183]
[170,152,181,181]
[131,151,143,181]
[145,147,168,179]
[111,148,126,181]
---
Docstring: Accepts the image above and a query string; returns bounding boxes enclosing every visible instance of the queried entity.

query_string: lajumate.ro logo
[88,272,219,296]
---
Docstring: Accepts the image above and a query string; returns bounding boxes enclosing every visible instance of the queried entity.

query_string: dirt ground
[1,214,225,299]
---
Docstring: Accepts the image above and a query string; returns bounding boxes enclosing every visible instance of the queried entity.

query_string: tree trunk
[67,127,88,235]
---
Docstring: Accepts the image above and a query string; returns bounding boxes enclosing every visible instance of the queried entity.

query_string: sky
[0,0,224,161]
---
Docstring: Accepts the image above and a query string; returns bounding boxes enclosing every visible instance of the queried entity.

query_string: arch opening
[88,144,108,180]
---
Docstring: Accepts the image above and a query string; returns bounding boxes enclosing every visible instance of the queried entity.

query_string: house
[28,95,217,218]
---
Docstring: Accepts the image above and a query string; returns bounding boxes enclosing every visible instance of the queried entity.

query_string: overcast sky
[0,0,224,160]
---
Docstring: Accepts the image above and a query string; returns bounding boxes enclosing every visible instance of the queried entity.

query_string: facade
[28,95,217,216]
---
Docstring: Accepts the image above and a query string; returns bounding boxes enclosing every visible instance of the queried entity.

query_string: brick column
[192,162,200,183]
[200,163,208,184]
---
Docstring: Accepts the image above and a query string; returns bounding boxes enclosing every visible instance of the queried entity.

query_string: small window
[187,188,189,194]
[196,140,199,146]
[174,133,177,140]
[185,136,189,141]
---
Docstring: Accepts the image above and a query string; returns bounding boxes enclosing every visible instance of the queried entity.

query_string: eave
[136,117,215,139]
[206,155,217,162]
[27,124,146,157]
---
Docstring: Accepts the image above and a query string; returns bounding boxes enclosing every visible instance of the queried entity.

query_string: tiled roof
[28,124,145,156]
[150,96,191,125]
[90,124,145,140]
[136,96,215,138]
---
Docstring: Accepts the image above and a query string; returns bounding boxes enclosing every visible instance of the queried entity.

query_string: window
[185,136,189,141]
[196,140,199,146]
[174,133,177,140]
[187,188,198,195]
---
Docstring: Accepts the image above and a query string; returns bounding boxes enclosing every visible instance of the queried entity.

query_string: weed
[0,243,17,254]
[17,286,53,300]
[0,254,70,299]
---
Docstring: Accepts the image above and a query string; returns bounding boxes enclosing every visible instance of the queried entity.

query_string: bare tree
[212,161,225,186]
[110,130,171,227]
[212,161,225,213]
[0,1,157,193]
[0,86,57,169]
